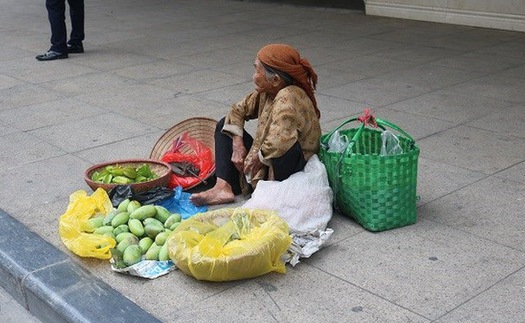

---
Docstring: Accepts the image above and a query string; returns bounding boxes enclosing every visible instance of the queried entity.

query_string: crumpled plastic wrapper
[284,229,334,266]
[110,259,176,279]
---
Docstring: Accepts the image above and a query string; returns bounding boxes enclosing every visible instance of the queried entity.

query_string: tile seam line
[433,263,525,322]
[303,261,433,321]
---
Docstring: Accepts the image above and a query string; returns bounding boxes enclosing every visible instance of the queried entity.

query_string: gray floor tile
[320,54,420,78]
[322,77,431,106]
[369,44,463,65]
[74,130,165,165]
[420,176,525,251]
[27,113,158,153]
[38,72,138,97]
[417,125,525,174]
[435,268,525,323]
[494,160,525,184]
[0,74,25,90]
[429,51,524,74]
[0,132,65,170]
[0,98,106,131]
[0,121,18,137]
[112,60,196,81]
[465,104,525,139]
[2,57,98,84]
[416,157,487,206]
[146,69,247,95]
[450,74,525,104]
[75,83,177,114]
[309,219,525,320]
[384,88,516,124]
[70,46,160,71]
[170,265,430,323]
[379,64,485,91]
[0,84,63,111]
[0,155,90,213]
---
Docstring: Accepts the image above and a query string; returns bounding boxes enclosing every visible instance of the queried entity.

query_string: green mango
[129,205,157,221]
[123,245,142,267]
[113,224,129,236]
[116,235,139,253]
[154,231,169,246]
[117,199,130,213]
[103,209,118,226]
[164,213,182,228]
[145,243,161,260]
[154,206,171,224]
[145,223,164,239]
[127,200,142,213]
[115,232,136,244]
[143,217,163,228]
[94,225,115,236]
[138,237,154,254]
[128,218,145,237]
[87,217,104,230]
[111,212,130,228]
[158,243,170,261]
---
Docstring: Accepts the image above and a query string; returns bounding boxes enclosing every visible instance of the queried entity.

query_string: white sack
[243,155,334,265]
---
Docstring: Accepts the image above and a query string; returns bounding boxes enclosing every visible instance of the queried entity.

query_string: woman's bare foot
[190,178,235,206]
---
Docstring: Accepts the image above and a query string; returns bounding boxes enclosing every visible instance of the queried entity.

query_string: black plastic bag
[108,185,174,208]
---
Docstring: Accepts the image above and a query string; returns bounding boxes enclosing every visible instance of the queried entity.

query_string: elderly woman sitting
[190,44,321,206]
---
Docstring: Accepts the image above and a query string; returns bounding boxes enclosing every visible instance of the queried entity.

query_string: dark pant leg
[46,0,67,53]
[271,141,307,181]
[214,117,253,195]
[67,0,84,44]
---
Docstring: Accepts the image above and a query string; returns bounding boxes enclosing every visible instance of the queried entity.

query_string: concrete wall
[365,0,525,32]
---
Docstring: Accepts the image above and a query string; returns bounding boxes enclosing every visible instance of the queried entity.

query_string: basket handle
[321,116,416,149]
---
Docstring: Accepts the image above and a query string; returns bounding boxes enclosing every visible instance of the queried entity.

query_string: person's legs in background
[67,0,84,53]
[36,0,68,60]
[47,0,68,54]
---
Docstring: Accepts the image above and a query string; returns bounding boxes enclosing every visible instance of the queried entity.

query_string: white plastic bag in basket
[243,155,334,265]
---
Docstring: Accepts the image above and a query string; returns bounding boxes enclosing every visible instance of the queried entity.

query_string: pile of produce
[83,198,182,268]
[90,164,158,185]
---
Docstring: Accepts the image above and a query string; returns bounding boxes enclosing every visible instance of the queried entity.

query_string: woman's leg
[190,117,253,205]
[271,141,307,181]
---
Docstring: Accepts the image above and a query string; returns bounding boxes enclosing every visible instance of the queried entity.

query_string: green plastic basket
[319,117,420,232]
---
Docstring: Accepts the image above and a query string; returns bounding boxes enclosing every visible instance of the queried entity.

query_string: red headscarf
[257,44,320,118]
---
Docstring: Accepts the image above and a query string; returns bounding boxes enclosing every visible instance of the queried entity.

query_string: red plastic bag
[161,133,215,190]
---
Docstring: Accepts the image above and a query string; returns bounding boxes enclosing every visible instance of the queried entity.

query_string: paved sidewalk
[1,0,524,322]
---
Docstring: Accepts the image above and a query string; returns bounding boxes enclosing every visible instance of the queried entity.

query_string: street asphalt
[1,0,524,322]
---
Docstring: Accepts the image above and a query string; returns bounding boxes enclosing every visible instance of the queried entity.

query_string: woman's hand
[243,152,263,180]
[231,135,247,172]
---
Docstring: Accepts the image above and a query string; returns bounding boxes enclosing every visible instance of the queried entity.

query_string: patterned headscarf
[257,44,320,118]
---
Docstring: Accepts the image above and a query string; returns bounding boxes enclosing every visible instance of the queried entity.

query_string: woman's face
[252,59,274,93]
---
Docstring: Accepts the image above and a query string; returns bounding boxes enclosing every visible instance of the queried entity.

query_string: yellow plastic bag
[168,208,292,281]
[59,188,116,259]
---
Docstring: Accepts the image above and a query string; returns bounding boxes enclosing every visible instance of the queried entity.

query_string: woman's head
[255,44,319,117]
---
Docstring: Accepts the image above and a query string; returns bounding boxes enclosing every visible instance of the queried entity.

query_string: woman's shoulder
[276,85,305,97]
[275,85,313,107]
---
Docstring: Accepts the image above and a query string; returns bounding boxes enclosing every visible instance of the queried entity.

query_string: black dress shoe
[36,51,68,61]
[67,43,84,53]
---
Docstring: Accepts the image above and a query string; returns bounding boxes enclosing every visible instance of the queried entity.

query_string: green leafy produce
[91,164,158,185]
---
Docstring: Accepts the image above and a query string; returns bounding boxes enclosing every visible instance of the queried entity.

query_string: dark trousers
[46,0,84,53]
[215,117,307,195]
